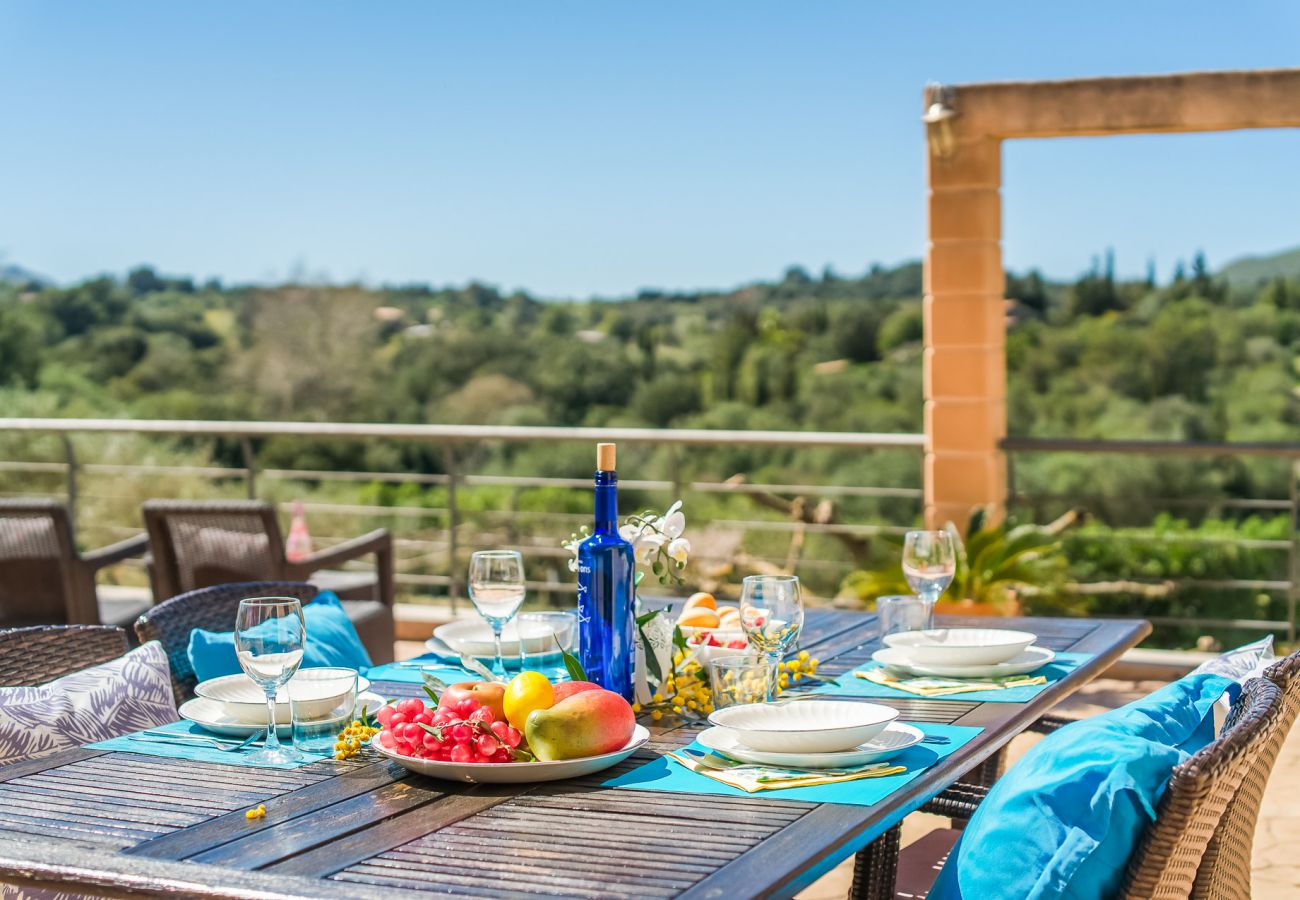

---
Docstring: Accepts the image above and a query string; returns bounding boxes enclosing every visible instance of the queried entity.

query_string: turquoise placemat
[814,651,1091,703]
[365,655,570,685]
[603,723,982,806]
[85,720,317,770]
[364,659,479,685]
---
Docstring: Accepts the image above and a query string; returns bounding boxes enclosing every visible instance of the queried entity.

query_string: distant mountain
[1220,246,1300,287]
[0,264,50,287]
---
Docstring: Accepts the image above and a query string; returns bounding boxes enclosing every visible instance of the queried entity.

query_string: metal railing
[1003,435,1300,641]
[0,418,925,609]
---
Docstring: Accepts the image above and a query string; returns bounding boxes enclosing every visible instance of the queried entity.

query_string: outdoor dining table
[0,609,1148,899]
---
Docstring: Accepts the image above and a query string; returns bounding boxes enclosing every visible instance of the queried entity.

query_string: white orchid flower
[667,537,690,565]
[567,557,579,573]
[619,523,640,544]
[662,509,686,539]
[634,532,665,565]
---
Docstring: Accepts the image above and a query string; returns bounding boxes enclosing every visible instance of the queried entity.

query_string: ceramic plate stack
[872,628,1055,678]
[179,671,379,737]
[699,700,923,768]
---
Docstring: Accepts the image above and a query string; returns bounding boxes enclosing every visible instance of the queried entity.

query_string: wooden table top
[0,610,1149,899]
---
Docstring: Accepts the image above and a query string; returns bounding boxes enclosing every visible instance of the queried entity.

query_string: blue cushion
[187,592,373,683]
[930,672,1235,900]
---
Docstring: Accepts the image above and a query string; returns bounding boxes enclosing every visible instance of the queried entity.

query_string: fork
[132,731,262,752]
[680,748,891,778]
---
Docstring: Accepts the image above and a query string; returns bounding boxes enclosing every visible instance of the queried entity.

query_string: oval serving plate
[707,700,898,753]
[370,724,651,784]
[882,628,1037,667]
[697,721,924,768]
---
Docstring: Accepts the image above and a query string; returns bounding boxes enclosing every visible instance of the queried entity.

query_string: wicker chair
[134,581,320,703]
[1191,647,1300,897]
[860,676,1291,900]
[0,625,129,687]
[141,500,394,664]
[0,500,149,630]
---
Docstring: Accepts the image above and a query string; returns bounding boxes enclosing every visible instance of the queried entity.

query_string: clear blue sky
[2,2,1297,297]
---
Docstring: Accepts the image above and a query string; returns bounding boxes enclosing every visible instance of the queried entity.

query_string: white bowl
[434,619,557,659]
[707,700,898,753]
[882,628,1037,666]
[370,724,651,784]
[697,721,924,768]
[194,671,371,725]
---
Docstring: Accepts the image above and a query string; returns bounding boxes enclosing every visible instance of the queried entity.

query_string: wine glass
[902,530,957,609]
[235,596,307,765]
[738,575,804,702]
[468,550,526,676]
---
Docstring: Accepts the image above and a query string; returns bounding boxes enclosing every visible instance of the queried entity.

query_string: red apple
[437,681,506,720]
[553,681,603,703]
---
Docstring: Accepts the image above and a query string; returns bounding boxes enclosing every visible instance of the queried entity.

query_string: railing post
[1288,460,1298,644]
[444,446,460,612]
[240,438,257,499]
[61,436,78,529]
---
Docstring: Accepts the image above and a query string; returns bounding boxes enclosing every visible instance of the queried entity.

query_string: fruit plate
[193,672,372,725]
[370,724,651,784]
[696,721,925,768]
[178,690,389,737]
[872,645,1056,678]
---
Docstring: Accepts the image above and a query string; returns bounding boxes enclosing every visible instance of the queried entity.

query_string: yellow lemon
[503,670,555,731]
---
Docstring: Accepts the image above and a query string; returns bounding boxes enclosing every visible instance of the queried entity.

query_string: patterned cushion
[0,641,178,765]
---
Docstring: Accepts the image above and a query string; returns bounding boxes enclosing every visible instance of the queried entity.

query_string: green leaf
[458,653,505,683]
[672,625,688,651]
[423,683,440,705]
[638,621,663,684]
[556,634,588,682]
[417,721,447,741]
[421,670,449,699]
[635,608,662,627]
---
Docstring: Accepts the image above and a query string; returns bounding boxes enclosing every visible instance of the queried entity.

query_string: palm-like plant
[841,507,1080,615]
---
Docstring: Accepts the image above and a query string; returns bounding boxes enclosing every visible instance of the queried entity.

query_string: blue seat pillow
[930,671,1235,900]
[187,591,373,683]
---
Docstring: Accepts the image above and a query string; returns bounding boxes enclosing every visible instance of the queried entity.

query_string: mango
[552,680,602,702]
[683,592,717,611]
[678,608,720,628]
[524,689,636,761]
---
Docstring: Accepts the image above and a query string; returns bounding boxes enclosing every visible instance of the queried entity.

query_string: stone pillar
[924,135,1005,530]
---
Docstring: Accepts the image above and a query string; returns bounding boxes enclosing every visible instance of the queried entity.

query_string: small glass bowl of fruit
[677,592,754,665]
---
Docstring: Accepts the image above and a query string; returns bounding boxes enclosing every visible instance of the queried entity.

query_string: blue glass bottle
[577,443,636,700]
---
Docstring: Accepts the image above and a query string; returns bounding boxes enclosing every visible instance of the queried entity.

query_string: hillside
[1221,245,1300,287]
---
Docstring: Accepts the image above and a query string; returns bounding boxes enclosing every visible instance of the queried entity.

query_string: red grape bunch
[376,696,523,764]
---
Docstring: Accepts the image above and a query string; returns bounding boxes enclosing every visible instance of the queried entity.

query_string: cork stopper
[597,442,616,472]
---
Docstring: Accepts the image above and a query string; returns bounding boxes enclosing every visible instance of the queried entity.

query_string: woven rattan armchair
[0,500,149,629]
[134,581,320,703]
[1191,647,1300,897]
[859,676,1291,900]
[141,500,394,663]
[0,625,129,687]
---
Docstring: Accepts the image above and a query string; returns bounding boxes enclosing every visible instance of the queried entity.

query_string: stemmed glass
[738,574,804,703]
[235,596,306,765]
[468,550,527,676]
[902,530,957,609]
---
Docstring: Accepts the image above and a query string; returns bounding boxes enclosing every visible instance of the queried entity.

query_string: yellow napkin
[858,668,1046,697]
[666,752,906,793]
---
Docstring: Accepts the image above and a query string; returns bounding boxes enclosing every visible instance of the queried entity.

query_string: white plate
[370,724,651,784]
[193,672,372,725]
[178,690,389,737]
[433,619,559,660]
[707,700,898,753]
[872,645,1057,678]
[882,628,1037,666]
[697,721,925,768]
